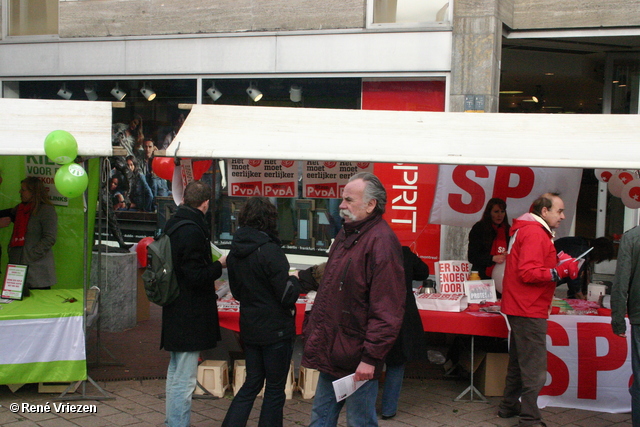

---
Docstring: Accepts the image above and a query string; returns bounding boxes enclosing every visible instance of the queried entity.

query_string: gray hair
[531,192,560,216]
[348,172,387,214]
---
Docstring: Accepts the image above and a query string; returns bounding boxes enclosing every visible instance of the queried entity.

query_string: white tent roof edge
[0,98,113,157]
[166,104,640,169]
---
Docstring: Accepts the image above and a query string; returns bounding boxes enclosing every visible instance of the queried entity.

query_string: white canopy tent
[0,98,113,157]
[0,97,114,398]
[165,104,640,169]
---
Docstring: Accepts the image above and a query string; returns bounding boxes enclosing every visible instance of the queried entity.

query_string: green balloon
[44,130,78,165]
[54,163,88,198]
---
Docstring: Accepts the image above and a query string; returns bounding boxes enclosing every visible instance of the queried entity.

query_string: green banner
[0,156,99,290]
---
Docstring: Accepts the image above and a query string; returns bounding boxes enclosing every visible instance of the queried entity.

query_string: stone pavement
[0,376,632,427]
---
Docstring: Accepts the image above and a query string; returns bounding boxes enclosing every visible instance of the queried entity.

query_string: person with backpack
[221,197,302,427]
[161,180,226,427]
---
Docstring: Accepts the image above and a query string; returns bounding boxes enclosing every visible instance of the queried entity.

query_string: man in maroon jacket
[499,193,579,427]
[302,172,405,427]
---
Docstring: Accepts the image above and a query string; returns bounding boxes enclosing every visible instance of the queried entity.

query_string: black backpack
[142,220,198,306]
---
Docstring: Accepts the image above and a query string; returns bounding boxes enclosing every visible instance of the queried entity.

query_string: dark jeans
[222,339,294,427]
[500,315,548,426]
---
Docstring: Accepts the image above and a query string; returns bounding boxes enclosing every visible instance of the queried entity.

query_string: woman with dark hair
[468,198,510,281]
[112,115,144,157]
[222,197,302,427]
[4,176,57,290]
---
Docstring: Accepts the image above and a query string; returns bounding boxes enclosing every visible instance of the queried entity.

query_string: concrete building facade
[1,0,639,258]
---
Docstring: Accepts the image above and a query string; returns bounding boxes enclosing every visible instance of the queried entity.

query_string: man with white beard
[302,172,405,427]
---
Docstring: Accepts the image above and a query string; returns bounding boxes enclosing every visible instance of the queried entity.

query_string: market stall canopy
[0,98,112,157]
[165,104,640,169]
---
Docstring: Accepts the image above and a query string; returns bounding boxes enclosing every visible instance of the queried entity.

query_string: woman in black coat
[467,197,510,280]
[380,246,430,419]
[222,197,302,427]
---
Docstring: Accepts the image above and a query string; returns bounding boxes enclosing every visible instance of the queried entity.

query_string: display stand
[453,335,488,402]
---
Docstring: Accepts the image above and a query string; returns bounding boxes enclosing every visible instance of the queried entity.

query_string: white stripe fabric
[0,316,85,364]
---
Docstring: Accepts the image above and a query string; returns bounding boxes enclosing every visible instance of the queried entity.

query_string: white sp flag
[429,165,582,237]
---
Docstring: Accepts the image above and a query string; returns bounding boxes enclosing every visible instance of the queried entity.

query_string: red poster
[362,80,446,111]
[364,80,445,271]
[375,163,441,272]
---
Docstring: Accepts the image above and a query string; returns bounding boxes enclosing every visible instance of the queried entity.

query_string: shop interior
[8,34,640,254]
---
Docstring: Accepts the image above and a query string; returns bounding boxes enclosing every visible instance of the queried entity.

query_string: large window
[8,0,58,36]
[368,0,450,27]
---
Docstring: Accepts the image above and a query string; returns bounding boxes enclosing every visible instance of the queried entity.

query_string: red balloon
[152,157,175,181]
[193,160,213,180]
[136,237,154,268]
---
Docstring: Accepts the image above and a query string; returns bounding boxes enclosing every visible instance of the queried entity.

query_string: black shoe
[497,409,519,418]
[381,413,396,420]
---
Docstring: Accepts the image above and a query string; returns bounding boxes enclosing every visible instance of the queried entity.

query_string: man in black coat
[161,180,226,427]
[554,236,613,299]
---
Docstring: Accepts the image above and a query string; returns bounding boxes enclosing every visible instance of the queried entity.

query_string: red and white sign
[302,161,373,198]
[376,163,441,272]
[415,293,468,312]
[434,260,470,293]
[539,315,631,413]
[227,159,299,198]
[429,165,582,238]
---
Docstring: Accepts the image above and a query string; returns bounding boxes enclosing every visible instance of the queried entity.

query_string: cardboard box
[458,349,485,375]
[473,353,509,396]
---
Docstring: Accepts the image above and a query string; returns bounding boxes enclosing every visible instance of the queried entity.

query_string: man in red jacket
[498,193,579,427]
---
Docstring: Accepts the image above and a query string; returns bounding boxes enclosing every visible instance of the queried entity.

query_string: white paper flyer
[332,373,368,402]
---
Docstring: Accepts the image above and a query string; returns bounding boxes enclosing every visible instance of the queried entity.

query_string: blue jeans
[309,371,379,427]
[630,324,640,426]
[381,364,405,417]
[222,339,294,427]
[165,351,200,427]
[149,175,171,198]
[130,172,154,212]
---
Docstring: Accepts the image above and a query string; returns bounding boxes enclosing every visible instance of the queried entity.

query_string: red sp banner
[539,315,630,413]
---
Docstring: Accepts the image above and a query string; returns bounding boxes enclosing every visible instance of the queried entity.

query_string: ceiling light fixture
[57,83,72,100]
[110,83,127,101]
[289,85,302,103]
[246,82,263,102]
[140,84,156,101]
[84,83,98,101]
[206,84,222,102]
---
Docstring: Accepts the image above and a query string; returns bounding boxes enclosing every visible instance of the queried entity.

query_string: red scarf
[9,203,33,248]
[486,223,507,277]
